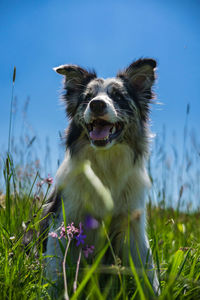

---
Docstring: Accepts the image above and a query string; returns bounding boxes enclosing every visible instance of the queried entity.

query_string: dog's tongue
[90,124,112,140]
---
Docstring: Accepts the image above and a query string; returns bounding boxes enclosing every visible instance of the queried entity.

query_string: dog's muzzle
[85,99,123,148]
[89,99,106,116]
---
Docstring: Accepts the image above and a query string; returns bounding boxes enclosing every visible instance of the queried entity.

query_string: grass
[0,67,200,299]
[1,166,200,299]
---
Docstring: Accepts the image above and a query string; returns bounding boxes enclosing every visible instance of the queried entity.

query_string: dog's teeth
[111,126,116,134]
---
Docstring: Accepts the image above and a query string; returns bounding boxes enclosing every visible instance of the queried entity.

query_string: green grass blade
[129,252,146,300]
[71,243,109,300]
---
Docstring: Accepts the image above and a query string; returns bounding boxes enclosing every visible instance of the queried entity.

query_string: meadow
[0,69,200,299]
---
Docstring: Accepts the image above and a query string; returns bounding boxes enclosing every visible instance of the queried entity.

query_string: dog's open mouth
[86,119,123,147]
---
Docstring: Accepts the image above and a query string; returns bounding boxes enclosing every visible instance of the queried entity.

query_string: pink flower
[59,222,80,239]
[60,226,66,239]
[44,175,53,185]
[49,231,58,238]
[67,222,79,238]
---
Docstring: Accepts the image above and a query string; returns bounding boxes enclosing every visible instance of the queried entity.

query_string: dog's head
[54,59,156,157]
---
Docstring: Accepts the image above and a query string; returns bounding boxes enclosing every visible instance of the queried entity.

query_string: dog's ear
[117,59,157,121]
[53,65,96,117]
[53,64,96,89]
[117,58,156,91]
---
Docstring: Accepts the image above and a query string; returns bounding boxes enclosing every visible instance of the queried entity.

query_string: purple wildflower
[83,245,95,258]
[75,223,86,246]
[49,231,58,238]
[85,215,99,229]
[76,233,86,246]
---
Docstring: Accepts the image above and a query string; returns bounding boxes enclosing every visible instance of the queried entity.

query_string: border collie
[41,58,159,294]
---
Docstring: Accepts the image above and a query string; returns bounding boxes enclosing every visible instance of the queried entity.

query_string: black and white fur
[41,59,159,293]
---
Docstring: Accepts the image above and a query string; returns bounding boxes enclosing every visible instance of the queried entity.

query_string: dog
[40,58,159,295]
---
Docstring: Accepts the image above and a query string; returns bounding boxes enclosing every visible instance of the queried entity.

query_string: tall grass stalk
[63,238,71,300]
[73,248,82,293]
[8,66,16,154]
[71,243,109,300]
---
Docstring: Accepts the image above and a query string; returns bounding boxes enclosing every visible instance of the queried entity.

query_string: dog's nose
[89,100,107,115]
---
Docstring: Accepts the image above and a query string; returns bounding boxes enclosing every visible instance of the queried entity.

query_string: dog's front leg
[128,213,160,294]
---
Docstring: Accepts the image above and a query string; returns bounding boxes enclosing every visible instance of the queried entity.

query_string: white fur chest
[55,144,150,221]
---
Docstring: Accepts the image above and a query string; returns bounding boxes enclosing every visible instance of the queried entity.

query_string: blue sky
[0,0,200,174]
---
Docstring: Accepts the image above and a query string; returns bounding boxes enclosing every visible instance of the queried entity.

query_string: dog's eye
[85,93,93,102]
[111,90,123,101]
